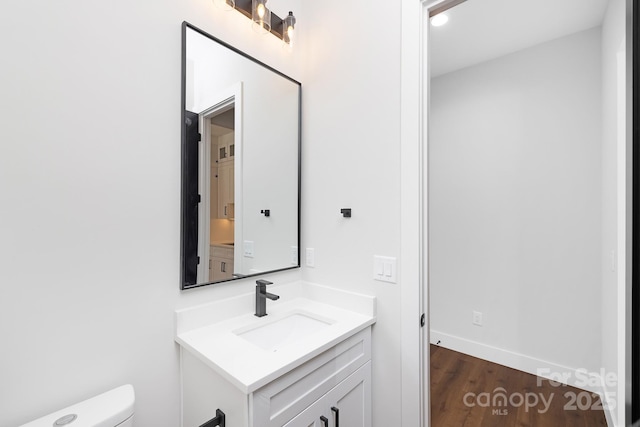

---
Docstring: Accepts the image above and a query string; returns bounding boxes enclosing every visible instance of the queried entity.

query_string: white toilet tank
[20,384,135,427]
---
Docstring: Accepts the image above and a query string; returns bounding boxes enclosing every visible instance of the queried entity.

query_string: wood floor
[430,345,608,427]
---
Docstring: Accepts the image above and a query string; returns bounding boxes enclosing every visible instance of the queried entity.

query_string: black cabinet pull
[199,409,225,427]
[320,415,329,427]
[331,406,340,427]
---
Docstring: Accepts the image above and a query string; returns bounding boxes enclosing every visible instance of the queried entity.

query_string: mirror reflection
[181,23,300,289]
[428,0,625,424]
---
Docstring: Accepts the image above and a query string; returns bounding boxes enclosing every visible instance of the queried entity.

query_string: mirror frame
[180,21,301,290]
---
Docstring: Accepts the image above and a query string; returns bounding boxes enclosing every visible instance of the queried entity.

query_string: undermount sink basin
[234,312,333,352]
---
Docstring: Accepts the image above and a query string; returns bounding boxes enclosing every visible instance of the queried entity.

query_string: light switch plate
[291,246,298,265]
[373,255,396,283]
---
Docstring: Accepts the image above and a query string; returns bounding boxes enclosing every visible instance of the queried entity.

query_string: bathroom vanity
[175,282,376,427]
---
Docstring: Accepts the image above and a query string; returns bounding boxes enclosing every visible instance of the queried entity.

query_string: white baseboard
[602,400,615,427]
[599,380,617,427]
[429,330,599,391]
[430,330,616,425]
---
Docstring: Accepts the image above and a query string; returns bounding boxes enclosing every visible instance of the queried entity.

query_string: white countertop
[175,282,376,394]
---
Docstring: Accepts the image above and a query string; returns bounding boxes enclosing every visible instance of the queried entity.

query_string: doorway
[423,0,632,425]
[197,99,237,283]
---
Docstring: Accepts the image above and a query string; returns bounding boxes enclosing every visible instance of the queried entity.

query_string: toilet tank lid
[20,384,135,427]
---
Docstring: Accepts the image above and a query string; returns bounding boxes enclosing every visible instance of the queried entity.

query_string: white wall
[299,0,403,425]
[600,0,627,423]
[0,0,305,426]
[429,28,603,373]
[0,0,409,426]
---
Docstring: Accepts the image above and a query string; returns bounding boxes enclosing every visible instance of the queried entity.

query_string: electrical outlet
[243,241,254,258]
[306,248,315,267]
[473,311,483,326]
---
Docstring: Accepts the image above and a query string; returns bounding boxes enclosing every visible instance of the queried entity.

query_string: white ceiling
[429,0,610,77]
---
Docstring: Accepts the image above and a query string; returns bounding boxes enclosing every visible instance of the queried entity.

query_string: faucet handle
[256,279,273,286]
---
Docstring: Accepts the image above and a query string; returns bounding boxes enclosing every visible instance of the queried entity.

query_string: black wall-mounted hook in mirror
[261,209,271,217]
[340,208,352,218]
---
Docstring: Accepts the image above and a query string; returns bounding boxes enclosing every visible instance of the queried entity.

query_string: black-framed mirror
[181,22,301,289]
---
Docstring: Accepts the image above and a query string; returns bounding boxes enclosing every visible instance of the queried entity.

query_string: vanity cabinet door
[282,398,327,427]
[210,246,234,281]
[324,361,371,427]
[284,362,371,427]
[210,257,232,281]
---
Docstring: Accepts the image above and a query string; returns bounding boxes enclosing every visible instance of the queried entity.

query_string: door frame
[401,2,462,425]
[400,1,636,426]
[197,82,244,282]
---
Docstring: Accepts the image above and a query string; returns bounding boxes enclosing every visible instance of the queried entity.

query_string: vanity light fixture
[217,0,297,45]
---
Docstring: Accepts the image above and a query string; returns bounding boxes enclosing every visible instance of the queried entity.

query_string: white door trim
[399,2,475,425]
[198,82,243,281]
[403,2,635,426]
[400,1,428,426]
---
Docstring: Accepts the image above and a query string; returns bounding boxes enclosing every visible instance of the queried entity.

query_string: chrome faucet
[255,279,279,317]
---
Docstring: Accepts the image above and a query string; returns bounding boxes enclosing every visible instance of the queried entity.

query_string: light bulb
[431,14,449,27]
[282,11,296,45]
[252,0,270,33]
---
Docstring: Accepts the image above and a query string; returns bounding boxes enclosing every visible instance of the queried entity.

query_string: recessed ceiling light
[431,14,449,27]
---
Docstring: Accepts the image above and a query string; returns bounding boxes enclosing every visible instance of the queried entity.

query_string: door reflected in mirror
[203,103,236,283]
[181,22,300,289]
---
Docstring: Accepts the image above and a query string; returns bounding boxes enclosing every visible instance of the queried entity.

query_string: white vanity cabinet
[209,244,234,282]
[283,362,371,427]
[181,327,372,427]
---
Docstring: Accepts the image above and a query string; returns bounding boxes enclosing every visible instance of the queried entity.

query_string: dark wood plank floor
[430,345,608,427]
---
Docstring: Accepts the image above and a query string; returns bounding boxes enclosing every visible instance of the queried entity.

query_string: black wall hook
[261,209,270,217]
[340,208,352,218]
